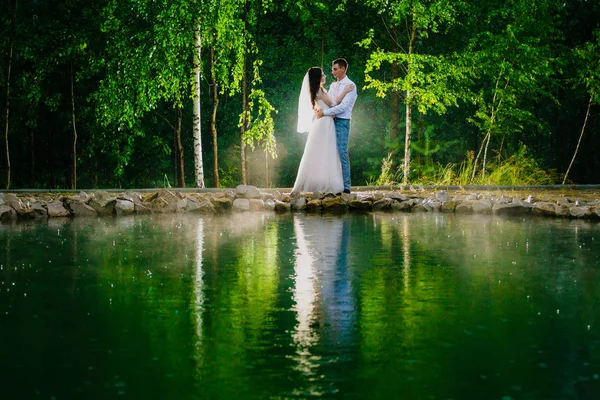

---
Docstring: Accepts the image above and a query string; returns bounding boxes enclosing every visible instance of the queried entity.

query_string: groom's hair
[333,58,348,71]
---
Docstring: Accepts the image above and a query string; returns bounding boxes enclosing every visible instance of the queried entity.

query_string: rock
[0,193,4,206]
[532,202,557,216]
[441,201,457,212]
[176,199,188,213]
[555,204,570,217]
[233,198,250,212]
[66,199,98,217]
[455,201,474,213]
[418,199,442,212]
[322,197,347,213]
[185,197,215,213]
[348,199,372,210]
[115,199,135,215]
[0,205,16,221]
[492,201,532,216]
[385,192,409,202]
[261,193,276,202]
[472,199,493,214]
[273,200,291,212]
[3,193,34,217]
[305,200,322,212]
[78,191,91,203]
[391,200,412,211]
[291,197,307,211]
[310,191,324,200]
[89,192,117,215]
[569,206,592,218]
[436,190,451,203]
[31,203,48,219]
[211,197,232,212]
[372,198,395,211]
[264,199,276,211]
[134,203,152,214]
[236,185,261,199]
[466,193,482,201]
[249,199,265,211]
[47,200,71,217]
[148,196,175,213]
[365,192,385,203]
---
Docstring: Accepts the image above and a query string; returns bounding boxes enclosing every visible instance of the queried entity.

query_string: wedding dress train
[292,100,344,194]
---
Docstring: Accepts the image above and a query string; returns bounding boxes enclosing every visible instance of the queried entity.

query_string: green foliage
[412,146,556,186]
[1,0,599,189]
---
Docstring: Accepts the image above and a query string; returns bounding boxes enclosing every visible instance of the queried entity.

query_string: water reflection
[290,215,355,396]
[1,213,600,399]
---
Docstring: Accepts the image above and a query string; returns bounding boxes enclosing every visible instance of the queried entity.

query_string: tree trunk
[29,128,35,187]
[240,53,248,185]
[192,25,205,188]
[176,105,185,187]
[210,46,220,188]
[390,27,400,143]
[563,92,594,185]
[4,0,18,190]
[70,62,78,190]
[470,72,506,183]
[320,27,325,69]
[265,150,269,188]
[402,20,417,185]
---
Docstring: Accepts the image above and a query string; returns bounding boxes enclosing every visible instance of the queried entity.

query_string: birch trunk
[210,46,220,187]
[390,27,400,143]
[70,62,77,189]
[402,20,417,185]
[4,0,18,189]
[193,25,205,188]
[563,92,594,185]
[176,106,185,187]
[240,53,248,185]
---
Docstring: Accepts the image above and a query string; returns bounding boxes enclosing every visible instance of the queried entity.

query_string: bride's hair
[308,67,323,107]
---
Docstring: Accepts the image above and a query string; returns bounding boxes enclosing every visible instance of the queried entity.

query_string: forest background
[1,0,599,190]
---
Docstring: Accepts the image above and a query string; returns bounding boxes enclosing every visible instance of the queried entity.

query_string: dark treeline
[1,0,598,189]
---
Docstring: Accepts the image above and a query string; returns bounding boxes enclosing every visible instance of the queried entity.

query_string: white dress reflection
[291,215,353,394]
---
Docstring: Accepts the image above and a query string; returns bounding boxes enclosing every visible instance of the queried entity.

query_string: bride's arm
[317,84,356,107]
[334,83,355,104]
[316,88,335,107]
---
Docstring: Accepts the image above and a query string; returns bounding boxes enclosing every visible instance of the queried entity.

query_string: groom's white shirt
[323,76,357,120]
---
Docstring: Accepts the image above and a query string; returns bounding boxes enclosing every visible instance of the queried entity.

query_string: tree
[95,0,196,187]
[563,29,600,184]
[3,0,18,189]
[358,0,465,184]
[464,0,558,183]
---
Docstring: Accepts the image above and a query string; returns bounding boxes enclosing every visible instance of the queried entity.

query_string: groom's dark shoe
[343,189,351,194]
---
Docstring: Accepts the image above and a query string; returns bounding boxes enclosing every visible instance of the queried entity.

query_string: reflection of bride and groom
[291,215,354,385]
[292,58,358,195]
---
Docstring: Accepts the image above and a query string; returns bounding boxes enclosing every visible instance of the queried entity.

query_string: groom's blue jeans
[334,118,351,191]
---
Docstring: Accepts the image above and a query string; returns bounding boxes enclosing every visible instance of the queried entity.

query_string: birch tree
[358,0,465,184]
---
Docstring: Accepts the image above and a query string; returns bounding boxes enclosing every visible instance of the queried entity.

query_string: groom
[315,58,357,194]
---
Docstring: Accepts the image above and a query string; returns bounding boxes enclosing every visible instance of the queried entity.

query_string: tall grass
[372,146,557,186]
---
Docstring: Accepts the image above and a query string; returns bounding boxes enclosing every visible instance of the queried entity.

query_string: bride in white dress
[292,67,354,194]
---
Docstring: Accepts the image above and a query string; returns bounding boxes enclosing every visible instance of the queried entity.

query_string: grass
[371,146,559,186]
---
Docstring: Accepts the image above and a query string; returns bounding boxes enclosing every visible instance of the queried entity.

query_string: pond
[1,212,599,399]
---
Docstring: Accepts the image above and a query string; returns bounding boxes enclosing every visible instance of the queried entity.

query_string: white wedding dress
[292,99,344,194]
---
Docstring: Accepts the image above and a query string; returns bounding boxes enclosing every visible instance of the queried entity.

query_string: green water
[1,213,599,399]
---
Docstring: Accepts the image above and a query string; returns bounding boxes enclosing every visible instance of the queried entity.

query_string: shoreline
[1,185,599,221]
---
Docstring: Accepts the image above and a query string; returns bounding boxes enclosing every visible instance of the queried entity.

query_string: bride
[292,67,354,195]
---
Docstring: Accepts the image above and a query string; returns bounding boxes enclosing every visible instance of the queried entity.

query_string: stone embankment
[1,185,599,221]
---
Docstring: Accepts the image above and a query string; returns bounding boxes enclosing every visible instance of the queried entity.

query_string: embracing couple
[292,58,358,195]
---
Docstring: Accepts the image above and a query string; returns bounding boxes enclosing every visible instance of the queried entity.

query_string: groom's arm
[322,88,357,117]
